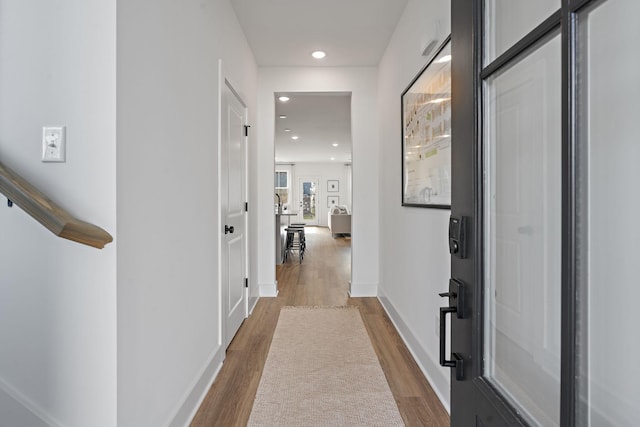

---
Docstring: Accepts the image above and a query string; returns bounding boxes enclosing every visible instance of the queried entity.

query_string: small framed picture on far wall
[328,196,339,206]
[327,180,339,192]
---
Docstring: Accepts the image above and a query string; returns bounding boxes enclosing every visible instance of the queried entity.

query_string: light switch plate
[42,126,66,162]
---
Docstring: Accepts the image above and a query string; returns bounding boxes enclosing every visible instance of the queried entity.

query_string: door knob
[225,225,235,234]
[517,225,534,235]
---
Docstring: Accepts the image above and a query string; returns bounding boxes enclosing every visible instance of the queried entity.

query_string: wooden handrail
[0,160,113,249]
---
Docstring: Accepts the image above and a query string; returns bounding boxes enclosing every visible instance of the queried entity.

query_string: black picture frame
[401,35,452,209]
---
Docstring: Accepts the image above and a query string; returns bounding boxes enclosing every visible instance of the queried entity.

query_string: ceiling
[274,92,352,164]
[230,0,409,67]
[230,0,409,163]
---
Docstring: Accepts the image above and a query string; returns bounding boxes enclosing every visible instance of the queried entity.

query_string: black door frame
[450,0,605,424]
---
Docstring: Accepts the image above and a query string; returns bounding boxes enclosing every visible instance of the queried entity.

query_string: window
[275,171,288,189]
[275,170,290,207]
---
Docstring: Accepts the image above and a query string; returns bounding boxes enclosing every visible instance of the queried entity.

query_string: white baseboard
[0,376,64,427]
[259,281,278,297]
[167,345,225,427]
[377,292,451,414]
[348,282,378,297]
[248,295,259,315]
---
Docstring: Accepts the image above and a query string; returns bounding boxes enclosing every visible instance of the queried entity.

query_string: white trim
[167,345,225,427]
[259,282,278,297]
[348,282,378,297]
[377,291,451,414]
[219,61,251,348]
[216,59,224,349]
[0,376,65,427]
[248,295,260,315]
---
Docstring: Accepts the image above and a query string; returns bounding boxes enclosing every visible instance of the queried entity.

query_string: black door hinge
[245,202,249,212]
[244,125,250,137]
[244,278,249,288]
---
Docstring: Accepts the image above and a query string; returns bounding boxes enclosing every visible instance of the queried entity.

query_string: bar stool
[289,223,306,254]
[284,226,305,263]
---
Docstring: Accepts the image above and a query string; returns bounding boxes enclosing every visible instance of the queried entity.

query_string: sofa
[328,205,351,236]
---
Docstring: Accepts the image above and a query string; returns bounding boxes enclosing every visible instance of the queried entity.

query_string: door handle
[439,307,464,381]
[439,279,466,381]
[225,225,235,234]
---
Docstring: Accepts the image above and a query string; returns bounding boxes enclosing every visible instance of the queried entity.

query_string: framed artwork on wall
[327,180,339,192]
[328,195,339,206]
[401,35,452,209]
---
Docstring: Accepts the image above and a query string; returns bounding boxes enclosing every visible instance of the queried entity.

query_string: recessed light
[278,96,290,102]
[284,128,292,132]
[330,157,336,161]
[332,143,339,147]
[312,51,326,59]
[279,115,287,119]
[291,135,299,140]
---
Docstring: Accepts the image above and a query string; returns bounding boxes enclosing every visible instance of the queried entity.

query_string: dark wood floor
[191,227,449,426]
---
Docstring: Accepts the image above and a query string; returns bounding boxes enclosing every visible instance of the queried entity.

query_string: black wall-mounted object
[449,216,467,258]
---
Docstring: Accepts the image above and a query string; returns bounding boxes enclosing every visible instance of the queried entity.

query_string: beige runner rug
[248,306,405,426]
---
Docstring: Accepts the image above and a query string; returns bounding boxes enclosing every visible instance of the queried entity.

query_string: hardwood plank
[190,227,449,426]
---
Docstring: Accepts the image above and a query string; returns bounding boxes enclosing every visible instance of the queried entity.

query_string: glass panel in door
[298,178,318,225]
[576,0,640,425]
[483,33,562,426]
[484,0,560,64]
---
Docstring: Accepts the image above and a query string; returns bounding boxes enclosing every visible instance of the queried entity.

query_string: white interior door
[297,176,319,225]
[221,78,247,348]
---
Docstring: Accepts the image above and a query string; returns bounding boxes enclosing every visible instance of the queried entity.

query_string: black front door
[445,0,639,425]
[449,2,563,424]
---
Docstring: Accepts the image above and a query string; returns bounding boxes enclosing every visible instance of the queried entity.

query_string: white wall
[376,0,452,411]
[116,0,257,426]
[0,1,117,426]
[257,68,378,297]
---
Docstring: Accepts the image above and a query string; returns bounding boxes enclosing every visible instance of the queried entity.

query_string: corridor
[191,227,449,426]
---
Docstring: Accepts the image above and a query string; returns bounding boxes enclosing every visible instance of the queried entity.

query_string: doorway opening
[273,92,352,291]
